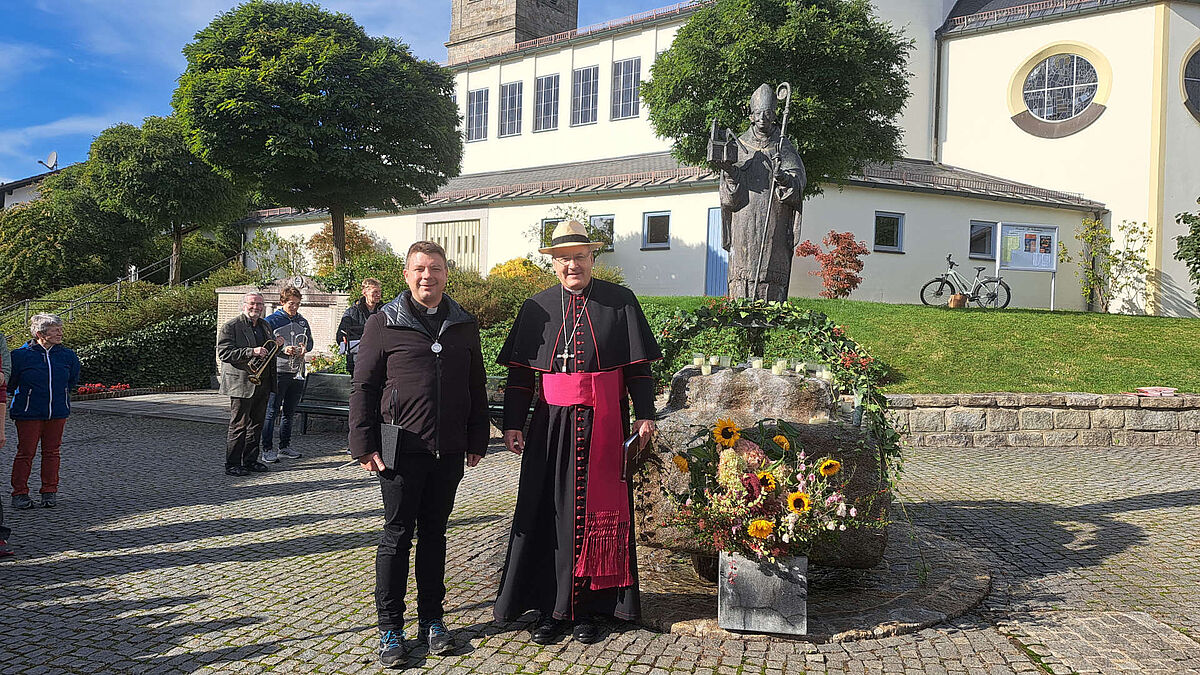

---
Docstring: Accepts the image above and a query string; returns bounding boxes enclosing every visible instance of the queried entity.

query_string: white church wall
[939,5,1158,312]
[454,21,680,176]
[1159,4,1200,317]
[791,187,1090,311]
[869,0,946,160]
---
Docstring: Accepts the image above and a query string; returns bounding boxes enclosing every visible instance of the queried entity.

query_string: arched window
[1184,48,1200,121]
[1022,54,1098,122]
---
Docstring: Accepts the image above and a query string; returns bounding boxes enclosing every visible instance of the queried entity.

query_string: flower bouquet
[667,417,872,635]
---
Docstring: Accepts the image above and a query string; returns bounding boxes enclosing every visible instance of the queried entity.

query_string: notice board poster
[999,224,1058,272]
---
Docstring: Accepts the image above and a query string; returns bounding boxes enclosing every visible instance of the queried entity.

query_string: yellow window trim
[1007,41,1114,117]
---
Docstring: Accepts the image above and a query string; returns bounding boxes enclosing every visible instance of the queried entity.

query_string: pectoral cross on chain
[557,348,572,372]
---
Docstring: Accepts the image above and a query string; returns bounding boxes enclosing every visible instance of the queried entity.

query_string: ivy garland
[654,297,903,486]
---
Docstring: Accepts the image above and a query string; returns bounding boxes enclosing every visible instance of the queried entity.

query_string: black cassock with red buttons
[494,279,661,623]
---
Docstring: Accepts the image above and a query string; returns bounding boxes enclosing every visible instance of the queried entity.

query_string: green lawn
[641,297,1199,394]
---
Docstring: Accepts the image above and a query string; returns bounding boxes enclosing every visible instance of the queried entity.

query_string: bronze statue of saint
[713,83,807,301]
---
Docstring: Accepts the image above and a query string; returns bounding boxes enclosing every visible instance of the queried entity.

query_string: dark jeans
[226,387,270,468]
[262,374,306,451]
[0,498,9,541]
[376,453,465,631]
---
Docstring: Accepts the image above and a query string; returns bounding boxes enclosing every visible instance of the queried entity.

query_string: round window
[1022,54,1098,122]
[1185,49,1200,119]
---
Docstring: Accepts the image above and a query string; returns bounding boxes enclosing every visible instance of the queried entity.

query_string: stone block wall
[885,393,1200,448]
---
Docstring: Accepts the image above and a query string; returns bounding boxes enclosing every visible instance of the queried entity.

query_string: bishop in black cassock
[494,222,661,642]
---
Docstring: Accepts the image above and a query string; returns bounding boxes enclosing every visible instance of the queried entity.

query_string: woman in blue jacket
[8,314,80,510]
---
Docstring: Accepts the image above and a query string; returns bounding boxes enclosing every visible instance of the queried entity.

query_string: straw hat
[538,220,604,255]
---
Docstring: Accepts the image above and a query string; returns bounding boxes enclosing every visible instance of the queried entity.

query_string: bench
[297,372,529,435]
[297,371,352,434]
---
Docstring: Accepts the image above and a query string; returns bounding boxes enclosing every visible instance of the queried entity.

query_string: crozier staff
[493,220,661,645]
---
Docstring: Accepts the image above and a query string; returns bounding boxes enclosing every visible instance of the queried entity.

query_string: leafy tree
[173,0,462,267]
[306,220,382,275]
[84,115,248,285]
[795,230,870,298]
[1058,218,1149,313]
[245,230,308,279]
[1175,210,1200,309]
[524,205,615,257]
[642,0,913,195]
[0,165,158,303]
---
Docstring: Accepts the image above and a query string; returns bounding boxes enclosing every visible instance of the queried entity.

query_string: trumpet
[291,334,308,381]
[248,337,285,385]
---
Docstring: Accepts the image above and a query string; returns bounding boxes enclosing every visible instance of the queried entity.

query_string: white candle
[771,363,785,375]
[700,363,713,376]
[719,355,732,368]
[710,355,721,366]
[750,356,763,369]
[692,353,705,366]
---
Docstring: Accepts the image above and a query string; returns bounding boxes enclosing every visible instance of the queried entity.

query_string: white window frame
[498,81,523,138]
[534,74,559,132]
[571,65,599,126]
[970,220,998,260]
[466,88,488,142]
[611,57,641,121]
[590,214,615,252]
[873,211,904,253]
[642,211,670,250]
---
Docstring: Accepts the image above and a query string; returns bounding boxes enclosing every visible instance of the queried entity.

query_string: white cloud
[0,42,58,89]
[0,111,133,164]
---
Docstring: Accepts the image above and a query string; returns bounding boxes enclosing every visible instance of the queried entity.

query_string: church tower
[447,0,579,63]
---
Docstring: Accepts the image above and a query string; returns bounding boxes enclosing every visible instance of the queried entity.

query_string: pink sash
[542,370,633,590]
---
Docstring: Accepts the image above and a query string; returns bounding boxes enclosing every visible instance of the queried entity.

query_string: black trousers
[226,387,270,468]
[376,453,465,631]
[0,498,9,541]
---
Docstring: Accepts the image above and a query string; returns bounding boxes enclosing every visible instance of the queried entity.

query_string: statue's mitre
[750,83,776,112]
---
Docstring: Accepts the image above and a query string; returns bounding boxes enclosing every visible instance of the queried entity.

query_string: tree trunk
[171,223,183,286]
[331,205,346,268]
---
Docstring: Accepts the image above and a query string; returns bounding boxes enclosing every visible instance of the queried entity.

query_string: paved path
[2,411,1200,673]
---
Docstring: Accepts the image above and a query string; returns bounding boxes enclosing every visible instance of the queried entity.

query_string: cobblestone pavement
[2,412,1199,674]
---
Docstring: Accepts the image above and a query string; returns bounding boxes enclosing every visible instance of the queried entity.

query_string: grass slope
[641,296,1198,394]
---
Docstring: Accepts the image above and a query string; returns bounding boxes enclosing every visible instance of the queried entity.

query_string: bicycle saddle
[974,266,986,273]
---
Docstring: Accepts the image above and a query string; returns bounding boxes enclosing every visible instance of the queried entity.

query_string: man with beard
[493,220,661,645]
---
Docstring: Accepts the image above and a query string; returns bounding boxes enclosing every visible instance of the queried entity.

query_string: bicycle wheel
[920,279,954,306]
[975,280,1012,309]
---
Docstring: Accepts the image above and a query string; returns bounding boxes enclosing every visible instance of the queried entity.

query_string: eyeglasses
[552,253,593,265]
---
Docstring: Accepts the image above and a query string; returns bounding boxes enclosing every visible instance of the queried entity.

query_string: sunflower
[672,455,689,474]
[788,491,812,514]
[819,459,842,477]
[748,519,775,539]
[756,471,777,492]
[772,434,790,451]
[713,418,741,447]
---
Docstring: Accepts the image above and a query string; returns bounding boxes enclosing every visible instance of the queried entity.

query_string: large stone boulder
[635,365,890,569]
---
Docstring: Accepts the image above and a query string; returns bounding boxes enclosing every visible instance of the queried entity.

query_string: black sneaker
[40,493,57,508]
[244,462,270,473]
[11,494,33,510]
[420,619,455,656]
[225,466,250,477]
[378,629,406,667]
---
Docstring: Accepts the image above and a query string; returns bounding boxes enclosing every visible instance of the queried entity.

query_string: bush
[77,311,218,387]
[313,250,407,299]
[1,264,258,349]
[480,324,511,377]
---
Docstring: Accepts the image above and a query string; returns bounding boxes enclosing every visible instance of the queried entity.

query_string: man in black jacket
[217,292,282,476]
[335,277,383,376]
[348,241,488,666]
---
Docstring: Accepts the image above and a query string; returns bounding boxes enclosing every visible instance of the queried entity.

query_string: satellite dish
[37,151,59,171]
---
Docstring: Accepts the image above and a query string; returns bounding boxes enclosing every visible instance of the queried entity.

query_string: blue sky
[0,0,667,183]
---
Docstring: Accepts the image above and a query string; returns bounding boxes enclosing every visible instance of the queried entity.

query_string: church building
[242,0,1200,316]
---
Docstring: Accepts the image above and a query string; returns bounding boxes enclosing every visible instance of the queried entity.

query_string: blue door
[705,207,729,296]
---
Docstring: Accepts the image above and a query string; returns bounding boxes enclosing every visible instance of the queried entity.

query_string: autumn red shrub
[795,231,871,299]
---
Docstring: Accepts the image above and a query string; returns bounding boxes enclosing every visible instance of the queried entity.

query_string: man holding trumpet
[218,292,284,476]
[261,285,313,464]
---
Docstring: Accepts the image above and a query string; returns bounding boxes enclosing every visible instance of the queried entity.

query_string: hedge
[77,311,219,388]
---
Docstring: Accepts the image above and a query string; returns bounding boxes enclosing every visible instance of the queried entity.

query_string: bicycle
[919,254,1012,309]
